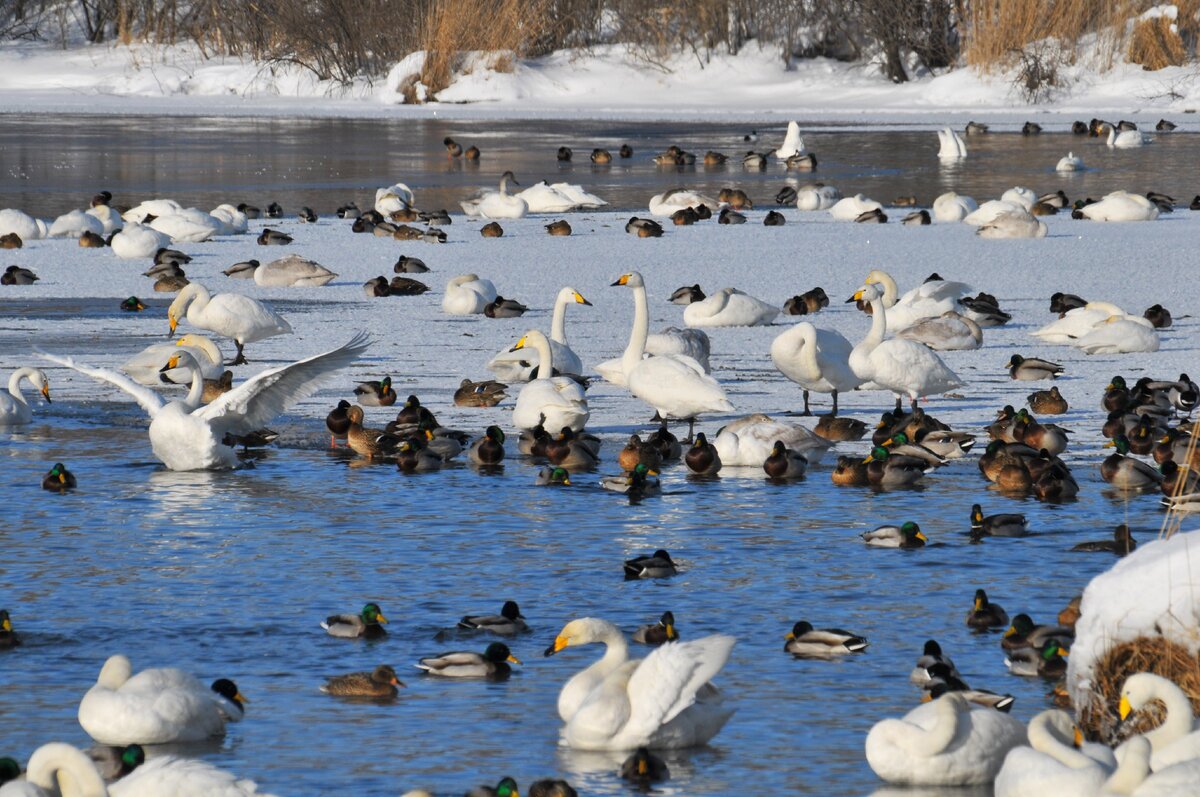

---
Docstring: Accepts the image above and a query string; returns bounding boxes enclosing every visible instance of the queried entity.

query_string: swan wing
[196,333,369,433]
[622,635,736,741]
[111,755,278,797]
[40,353,166,418]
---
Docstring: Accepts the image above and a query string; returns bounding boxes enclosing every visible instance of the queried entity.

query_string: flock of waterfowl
[3,118,1200,797]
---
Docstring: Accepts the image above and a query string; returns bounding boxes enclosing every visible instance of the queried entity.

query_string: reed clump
[417,0,551,97]
[1129,15,1188,70]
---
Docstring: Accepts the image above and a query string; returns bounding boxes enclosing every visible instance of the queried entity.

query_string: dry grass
[965,0,1145,72]
[1129,17,1188,70]
[417,0,551,99]
[1078,637,1200,742]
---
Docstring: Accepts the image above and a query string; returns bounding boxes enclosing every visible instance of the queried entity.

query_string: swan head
[1119,672,1175,719]
[159,351,200,378]
[544,617,621,656]
[509,330,548,352]
[847,283,883,304]
[567,288,592,306]
[611,272,645,288]
[28,369,51,403]
[97,654,132,688]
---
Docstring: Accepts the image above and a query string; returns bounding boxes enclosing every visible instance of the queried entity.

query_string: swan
[963,200,1025,226]
[1032,302,1132,343]
[375,182,415,215]
[864,692,1026,786]
[1073,317,1160,354]
[477,171,528,220]
[713,413,832,467]
[442,274,498,316]
[86,204,123,234]
[774,121,805,159]
[109,224,173,259]
[0,208,47,240]
[897,311,983,350]
[49,209,105,239]
[936,127,968,159]
[42,334,367,471]
[147,210,220,243]
[516,181,578,213]
[1118,673,1200,770]
[121,335,224,386]
[611,272,733,434]
[0,368,50,425]
[769,322,861,415]
[796,184,840,211]
[1057,152,1085,172]
[208,204,249,234]
[509,330,589,432]
[1108,126,1148,149]
[168,283,292,364]
[545,617,736,751]
[994,710,1111,797]
[1000,187,1037,210]
[849,282,963,409]
[1077,191,1160,222]
[487,287,591,380]
[861,269,972,332]
[932,192,979,222]
[253,255,338,287]
[829,194,882,221]
[977,210,1048,239]
[122,199,182,223]
[648,189,718,217]
[599,328,712,386]
[682,288,779,328]
[1104,735,1200,796]
[549,182,606,208]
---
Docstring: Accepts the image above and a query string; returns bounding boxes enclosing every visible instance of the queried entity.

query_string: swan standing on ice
[42,334,368,471]
[545,617,736,751]
[683,288,779,328]
[774,121,805,159]
[937,127,968,159]
[770,322,861,415]
[167,283,292,365]
[0,368,51,425]
[442,274,498,316]
[487,287,591,380]
[993,710,1110,797]
[508,330,589,432]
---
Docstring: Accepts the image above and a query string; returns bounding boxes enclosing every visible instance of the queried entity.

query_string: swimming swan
[713,413,832,467]
[770,321,861,415]
[0,367,51,425]
[994,710,1111,797]
[545,617,735,751]
[442,274,498,316]
[864,692,1025,786]
[682,288,779,328]
[42,334,368,471]
[937,127,968,159]
[488,287,591,380]
[509,330,589,432]
[1107,126,1148,149]
[1056,152,1085,172]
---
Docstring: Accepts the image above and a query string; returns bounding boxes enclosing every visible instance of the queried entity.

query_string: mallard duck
[519,422,551,458]
[120,296,146,312]
[1056,596,1082,629]
[397,440,442,473]
[297,206,317,223]
[602,463,660,497]
[547,428,599,470]
[418,423,463,461]
[1009,355,1064,380]
[633,611,678,645]
[764,440,807,480]
[618,434,662,472]
[459,601,527,635]
[763,210,786,226]
[345,406,399,460]
[322,602,387,638]
[455,378,507,408]
[264,201,282,218]
[556,146,572,161]
[1101,435,1164,490]
[416,642,520,678]
[1028,386,1068,415]
[326,400,352,446]
[864,447,927,488]
[535,466,571,486]
[443,136,463,158]
[785,621,868,657]
[394,394,437,428]
[1071,524,1136,554]
[467,777,520,797]
[481,221,504,238]
[199,370,233,405]
[1160,460,1200,497]
[623,549,676,578]
[1127,416,1160,455]
[1013,410,1070,456]
[87,741,146,779]
[529,779,577,797]
[463,145,480,161]
[620,747,669,783]
[718,207,746,224]
[469,426,505,465]
[924,677,1015,713]
[647,422,682,460]
[1032,460,1079,501]
[831,455,869,486]
[782,287,829,316]
[1143,303,1172,329]
[256,227,292,245]
[625,216,663,237]
[967,589,1009,629]
[879,432,946,468]
[911,640,959,684]
[814,415,867,442]
[978,440,1038,483]
[321,664,404,697]
[684,432,721,475]
[484,296,529,318]
[591,148,612,164]
[669,284,705,304]
[0,609,19,648]
[1005,639,1069,678]
[42,462,76,491]
[1002,614,1073,651]
[1103,376,1130,411]
[1154,427,1199,466]
[970,503,1028,537]
[386,277,428,296]
[862,522,926,548]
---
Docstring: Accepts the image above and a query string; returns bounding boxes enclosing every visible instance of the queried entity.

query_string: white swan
[977,210,1048,239]
[861,269,972,332]
[849,282,963,408]
[936,127,968,159]
[0,368,50,425]
[598,329,712,386]
[1074,317,1160,354]
[963,200,1025,226]
[253,255,337,287]
[549,182,606,208]
[487,287,590,380]
[375,183,414,215]
[209,204,249,234]
[713,413,832,467]
[932,192,978,222]
[897,311,983,350]
[42,334,367,471]
[829,194,882,221]
[477,171,528,220]
[86,204,123,234]
[795,184,840,211]
[682,288,779,328]
[1118,673,1200,770]
[611,272,733,430]
[648,189,718,217]
[546,617,736,751]
[442,274,498,316]
[1000,187,1037,210]
[509,330,589,432]
[994,710,1111,797]
[49,209,105,239]
[516,181,577,213]
[122,199,182,223]
[1108,126,1148,149]
[168,283,292,364]
[769,323,861,415]
[775,121,805,159]
[109,223,172,260]
[1104,735,1200,796]
[0,208,47,240]
[864,692,1025,786]
[1032,302,1132,343]
[147,210,220,243]
[1077,191,1160,222]
[1057,152,1085,172]
[121,335,224,386]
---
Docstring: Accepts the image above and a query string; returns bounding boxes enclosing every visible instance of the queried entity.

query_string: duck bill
[1003,626,1017,638]
[506,654,522,665]
[236,692,250,704]
[665,624,676,640]
[376,614,388,624]
[1,618,11,632]
[915,532,928,542]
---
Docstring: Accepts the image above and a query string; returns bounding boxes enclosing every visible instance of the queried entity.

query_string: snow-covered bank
[2,40,1200,123]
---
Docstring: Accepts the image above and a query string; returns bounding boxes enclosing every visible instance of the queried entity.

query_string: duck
[903,209,931,226]
[1102,435,1165,490]
[684,433,721,475]
[544,617,735,750]
[863,447,928,488]
[648,188,718,217]
[1013,410,1070,456]
[536,466,571,486]
[923,675,1016,714]
[468,426,506,466]
[1009,354,1064,380]
[862,521,927,548]
[1028,386,1068,414]
[763,441,807,480]
[601,463,661,497]
[44,336,367,471]
[0,609,18,648]
[509,331,589,432]
[1072,523,1136,555]
[782,287,829,315]
[321,665,404,698]
[416,642,520,678]
[458,601,527,635]
[624,216,662,237]
[632,612,679,646]
[830,455,869,486]
[322,602,387,638]
[546,427,600,470]
[911,640,958,684]
[1143,303,1172,329]
[396,440,443,473]
[223,259,259,279]
[993,710,1112,797]
[200,371,233,404]
[1002,614,1073,651]
[41,462,76,491]
[647,423,682,460]
[590,148,612,164]
[252,254,337,287]
[784,621,867,657]
[77,655,241,744]
[1055,152,1085,172]
[1,265,38,285]
[166,283,291,365]
[713,414,832,467]
[617,434,661,472]
[623,549,677,579]
[325,400,352,446]
[352,376,396,407]
[455,378,507,408]
[1,367,51,425]
[967,589,1009,629]
[442,274,498,316]
[970,504,1028,537]
[897,311,983,350]
[936,126,968,159]
[865,692,1026,785]
[1005,639,1069,678]
[387,276,429,296]
[487,287,591,380]
[484,296,529,318]
[620,748,669,784]
[814,415,867,442]
[770,321,861,416]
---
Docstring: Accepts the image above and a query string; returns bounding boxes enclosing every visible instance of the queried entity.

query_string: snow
[1067,530,1200,709]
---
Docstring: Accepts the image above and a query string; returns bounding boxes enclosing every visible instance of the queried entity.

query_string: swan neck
[26,744,108,797]
[550,292,569,344]
[185,366,205,408]
[185,284,211,320]
[1029,713,1095,769]
[1145,679,1195,747]
[194,337,221,365]
[913,695,964,755]
[800,326,820,375]
[858,295,887,351]
[622,284,650,375]
[532,334,555,379]
[8,368,36,403]
[1105,740,1150,795]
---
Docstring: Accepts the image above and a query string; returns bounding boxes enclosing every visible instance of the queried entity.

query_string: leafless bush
[1013,42,1062,103]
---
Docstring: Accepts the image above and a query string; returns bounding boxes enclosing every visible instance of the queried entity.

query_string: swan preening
[442,274,498,316]
[0,367,51,425]
[774,121,805,159]
[993,710,1109,797]
[42,333,369,470]
[937,127,968,159]
[545,617,735,751]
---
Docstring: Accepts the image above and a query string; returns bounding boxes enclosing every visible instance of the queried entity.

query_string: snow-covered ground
[1,39,1199,122]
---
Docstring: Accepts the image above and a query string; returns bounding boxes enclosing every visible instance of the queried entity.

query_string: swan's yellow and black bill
[160,355,181,372]
[168,315,178,336]
[1119,695,1132,720]
[845,288,865,303]
[509,336,528,352]
[41,382,51,403]
[611,274,631,286]
[544,634,570,656]
[574,291,592,305]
